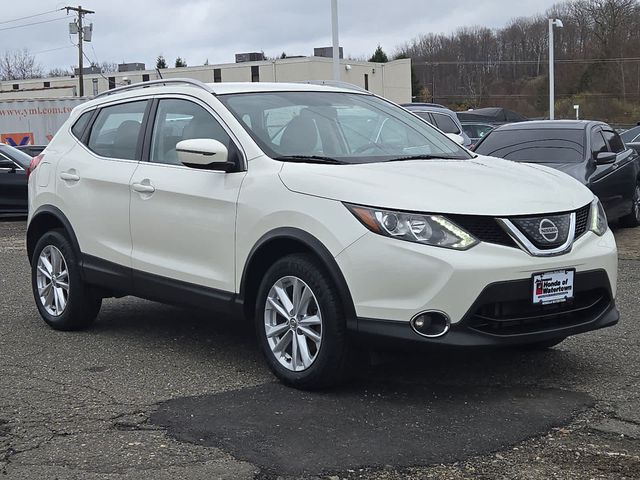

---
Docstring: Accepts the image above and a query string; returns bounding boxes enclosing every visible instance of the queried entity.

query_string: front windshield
[217,91,471,163]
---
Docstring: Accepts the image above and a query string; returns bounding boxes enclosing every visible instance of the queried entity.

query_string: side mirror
[0,160,16,172]
[176,139,229,170]
[445,133,464,145]
[595,152,616,165]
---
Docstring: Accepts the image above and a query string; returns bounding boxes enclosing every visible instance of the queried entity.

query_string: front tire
[255,254,350,389]
[31,230,102,331]
[620,182,640,228]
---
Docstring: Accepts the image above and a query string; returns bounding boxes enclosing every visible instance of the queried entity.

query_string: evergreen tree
[369,45,389,63]
[156,55,167,69]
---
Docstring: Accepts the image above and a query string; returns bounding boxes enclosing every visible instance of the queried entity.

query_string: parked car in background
[0,143,31,215]
[474,120,640,226]
[620,125,640,144]
[401,103,472,147]
[457,107,528,126]
[461,122,494,147]
[16,145,46,157]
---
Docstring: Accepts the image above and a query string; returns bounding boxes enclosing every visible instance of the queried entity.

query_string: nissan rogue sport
[26,79,618,388]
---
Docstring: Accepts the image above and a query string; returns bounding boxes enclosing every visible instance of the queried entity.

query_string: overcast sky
[5,0,560,73]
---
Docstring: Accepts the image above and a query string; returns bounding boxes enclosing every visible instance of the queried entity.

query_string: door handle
[131,182,155,193]
[59,171,80,182]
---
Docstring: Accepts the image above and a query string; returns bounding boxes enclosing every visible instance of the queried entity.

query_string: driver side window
[150,99,235,166]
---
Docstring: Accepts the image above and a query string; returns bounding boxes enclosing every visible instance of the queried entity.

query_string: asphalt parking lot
[1,219,639,479]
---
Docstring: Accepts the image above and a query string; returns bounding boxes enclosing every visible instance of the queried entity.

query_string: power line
[32,45,76,55]
[0,9,63,26]
[0,16,68,33]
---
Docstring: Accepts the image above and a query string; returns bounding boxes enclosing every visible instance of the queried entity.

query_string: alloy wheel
[264,276,323,372]
[635,185,640,222]
[36,245,70,316]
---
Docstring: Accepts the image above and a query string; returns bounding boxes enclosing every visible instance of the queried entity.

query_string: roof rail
[94,78,215,99]
[298,80,371,94]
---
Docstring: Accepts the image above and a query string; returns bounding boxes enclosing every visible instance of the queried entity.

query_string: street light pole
[331,0,340,81]
[548,18,563,120]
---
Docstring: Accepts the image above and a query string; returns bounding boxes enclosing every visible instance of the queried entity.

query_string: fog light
[410,311,450,338]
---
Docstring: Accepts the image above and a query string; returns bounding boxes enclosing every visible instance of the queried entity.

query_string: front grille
[463,270,612,336]
[446,215,516,248]
[575,204,590,238]
[510,213,572,249]
[447,203,591,250]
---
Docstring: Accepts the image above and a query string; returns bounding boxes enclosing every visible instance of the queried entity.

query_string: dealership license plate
[532,270,574,305]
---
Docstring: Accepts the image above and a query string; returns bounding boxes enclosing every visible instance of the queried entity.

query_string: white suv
[26,79,618,388]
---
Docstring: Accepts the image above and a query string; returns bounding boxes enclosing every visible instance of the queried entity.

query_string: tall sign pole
[548,19,555,120]
[66,5,95,96]
[331,0,340,81]
[548,18,563,120]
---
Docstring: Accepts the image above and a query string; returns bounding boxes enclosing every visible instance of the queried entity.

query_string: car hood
[532,162,586,184]
[278,155,594,216]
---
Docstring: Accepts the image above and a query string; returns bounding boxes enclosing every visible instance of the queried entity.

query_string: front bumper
[354,269,619,347]
[336,228,618,323]
[335,227,618,345]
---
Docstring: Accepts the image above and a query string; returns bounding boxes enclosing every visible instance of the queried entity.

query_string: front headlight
[589,198,608,236]
[346,204,478,250]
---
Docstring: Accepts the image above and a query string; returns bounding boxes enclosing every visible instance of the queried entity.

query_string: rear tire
[620,182,640,228]
[255,254,350,389]
[31,230,102,331]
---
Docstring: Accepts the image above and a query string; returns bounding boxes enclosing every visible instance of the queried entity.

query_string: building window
[251,65,259,82]
[44,81,51,88]
[364,74,369,91]
[142,74,149,82]
[12,84,19,90]
[214,68,222,83]
[108,76,116,90]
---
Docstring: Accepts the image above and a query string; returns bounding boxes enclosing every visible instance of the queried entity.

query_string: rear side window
[71,110,93,140]
[431,113,460,134]
[412,111,434,126]
[602,130,625,153]
[87,101,148,160]
[475,129,585,163]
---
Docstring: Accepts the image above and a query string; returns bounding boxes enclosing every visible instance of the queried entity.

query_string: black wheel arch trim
[238,227,357,329]
[27,205,82,265]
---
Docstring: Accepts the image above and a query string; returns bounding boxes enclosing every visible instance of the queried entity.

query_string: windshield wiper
[273,155,345,165]
[384,154,466,162]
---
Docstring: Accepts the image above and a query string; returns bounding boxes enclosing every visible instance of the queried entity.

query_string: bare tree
[47,67,74,77]
[0,49,43,81]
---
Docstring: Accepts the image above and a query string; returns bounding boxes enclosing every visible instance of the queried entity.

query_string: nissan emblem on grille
[538,219,559,242]
[497,211,578,256]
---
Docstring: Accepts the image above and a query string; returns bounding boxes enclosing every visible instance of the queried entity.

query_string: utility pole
[66,5,94,97]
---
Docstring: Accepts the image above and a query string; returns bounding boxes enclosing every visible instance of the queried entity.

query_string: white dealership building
[0,55,412,104]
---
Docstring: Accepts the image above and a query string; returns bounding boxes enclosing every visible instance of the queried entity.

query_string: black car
[15,145,46,157]
[0,143,32,216]
[474,120,640,227]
